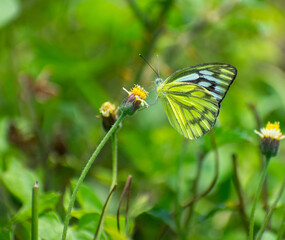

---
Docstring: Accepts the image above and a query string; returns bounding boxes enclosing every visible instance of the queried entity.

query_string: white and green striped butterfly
[155,63,237,140]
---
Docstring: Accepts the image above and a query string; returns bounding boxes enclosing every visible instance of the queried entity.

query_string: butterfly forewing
[164,63,237,103]
[158,82,219,139]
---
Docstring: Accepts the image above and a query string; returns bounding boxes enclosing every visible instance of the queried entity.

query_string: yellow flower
[123,85,148,105]
[254,122,285,141]
[255,121,285,158]
[100,102,117,118]
[99,102,118,131]
[121,85,148,115]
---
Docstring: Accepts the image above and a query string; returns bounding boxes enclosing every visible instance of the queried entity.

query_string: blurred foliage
[0,0,285,239]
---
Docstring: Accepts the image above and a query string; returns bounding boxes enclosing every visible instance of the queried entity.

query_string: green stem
[111,133,118,189]
[61,113,126,240]
[182,132,219,209]
[117,175,132,233]
[232,154,249,234]
[276,207,285,240]
[183,152,204,228]
[31,182,39,240]
[94,132,118,239]
[249,156,271,240]
[256,176,285,240]
[94,184,117,240]
[175,140,187,239]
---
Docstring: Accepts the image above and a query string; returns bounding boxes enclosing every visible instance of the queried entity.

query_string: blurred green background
[1,0,285,239]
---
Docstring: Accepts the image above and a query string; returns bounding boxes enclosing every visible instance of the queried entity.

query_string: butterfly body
[155,63,237,140]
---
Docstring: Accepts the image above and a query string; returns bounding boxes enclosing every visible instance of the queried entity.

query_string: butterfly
[155,63,237,140]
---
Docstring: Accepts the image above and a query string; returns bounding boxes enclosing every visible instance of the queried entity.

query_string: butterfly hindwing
[158,82,219,139]
[164,63,237,103]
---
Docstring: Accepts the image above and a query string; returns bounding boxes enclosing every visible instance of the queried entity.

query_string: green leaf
[147,209,176,232]
[76,213,100,233]
[71,179,103,213]
[38,212,63,240]
[63,180,104,219]
[104,216,128,240]
[129,194,153,218]
[11,191,60,224]
[0,157,38,204]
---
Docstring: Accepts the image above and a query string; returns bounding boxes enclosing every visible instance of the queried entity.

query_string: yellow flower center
[100,102,116,117]
[130,85,148,100]
[255,121,285,141]
[266,122,282,133]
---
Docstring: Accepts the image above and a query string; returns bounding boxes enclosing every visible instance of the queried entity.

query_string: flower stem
[117,175,132,233]
[94,132,118,239]
[277,207,285,240]
[249,156,270,240]
[232,154,249,234]
[94,184,117,240]
[61,112,126,240]
[111,133,118,189]
[256,176,285,240]
[31,182,39,240]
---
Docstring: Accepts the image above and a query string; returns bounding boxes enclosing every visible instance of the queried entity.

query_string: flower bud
[255,121,285,158]
[99,102,118,131]
[260,137,280,158]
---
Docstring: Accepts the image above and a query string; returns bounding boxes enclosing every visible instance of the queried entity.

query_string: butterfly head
[155,77,163,87]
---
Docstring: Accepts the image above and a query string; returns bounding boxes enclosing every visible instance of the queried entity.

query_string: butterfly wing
[158,82,219,139]
[164,63,237,103]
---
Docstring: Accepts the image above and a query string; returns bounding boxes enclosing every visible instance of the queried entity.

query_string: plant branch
[249,104,268,211]
[94,132,119,239]
[126,0,151,29]
[183,152,205,228]
[117,175,133,233]
[256,176,285,240]
[277,207,285,240]
[31,182,39,240]
[232,154,249,234]
[129,0,174,84]
[94,184,117,240]
[111,133,118,189]
[61,112,126,240]
[249,156,271,240]
[182,131,219,209]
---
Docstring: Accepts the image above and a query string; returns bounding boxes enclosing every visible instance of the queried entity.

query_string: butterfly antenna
[139,53,159,77]
[156,55,160,77]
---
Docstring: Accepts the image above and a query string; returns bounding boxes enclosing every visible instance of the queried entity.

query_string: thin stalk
[61,113,126,240]
[276,208,285,240]
[111,133,118,189]
[182,132,219,209]
[157,140,187,240]
[31,182,39,240]
[175,140,187,240]
[125,175,132,234]
[117,175,132,233]
[232,154,249,234]
[183,152,204,228]
[94,132,118,239]
[256,176,285,240]
[94,184,117,240]
[249,156,271,240]
[249,104,268,210]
